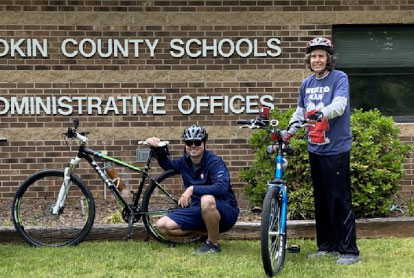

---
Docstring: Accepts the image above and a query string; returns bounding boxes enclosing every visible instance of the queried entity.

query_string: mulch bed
[1,194,410,226]
[0,197,261,226]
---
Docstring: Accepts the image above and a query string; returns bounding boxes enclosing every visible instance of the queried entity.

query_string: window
[333,25,414,122]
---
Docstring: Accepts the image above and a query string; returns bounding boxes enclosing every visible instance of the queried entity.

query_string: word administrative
[0,38,282,58]
[0,95,274,116]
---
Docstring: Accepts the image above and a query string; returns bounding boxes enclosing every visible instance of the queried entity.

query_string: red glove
[306,110,324,122]
[305,110,329,144]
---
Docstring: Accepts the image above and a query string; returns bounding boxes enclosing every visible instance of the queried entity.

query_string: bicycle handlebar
[63,119,89,144]
[236,119,254,125]
[138,140,169,147]
[63,119,170,150]
[237,117,313,132]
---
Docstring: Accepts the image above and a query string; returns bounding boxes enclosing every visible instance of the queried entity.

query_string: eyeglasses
[184,140,203,147]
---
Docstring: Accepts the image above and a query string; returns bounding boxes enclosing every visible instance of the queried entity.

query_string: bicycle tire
[261,186,287,277]
[12,169,95,247]
[142,169,202,244]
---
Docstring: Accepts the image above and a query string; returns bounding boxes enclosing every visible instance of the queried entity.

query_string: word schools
[0,38,281,58]
[0,95,274,116]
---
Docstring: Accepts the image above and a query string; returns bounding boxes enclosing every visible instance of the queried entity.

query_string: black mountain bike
[12,119,201,247]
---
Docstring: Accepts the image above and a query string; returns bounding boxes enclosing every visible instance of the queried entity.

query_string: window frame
[333,24,414,122]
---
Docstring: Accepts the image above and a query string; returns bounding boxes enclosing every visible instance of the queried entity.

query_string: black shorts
[167,198,239,233]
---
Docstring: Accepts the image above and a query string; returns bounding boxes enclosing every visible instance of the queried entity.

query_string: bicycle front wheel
[261,186,287,277]
[142,169,202,244]
[12,170,95,247]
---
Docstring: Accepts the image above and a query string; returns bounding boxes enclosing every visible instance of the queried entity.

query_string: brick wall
[0,1,413,12]
[0,1,413,202]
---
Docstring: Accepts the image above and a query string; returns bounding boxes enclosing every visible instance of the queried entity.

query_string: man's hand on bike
[145,137,161,147]
[178,186,193,208]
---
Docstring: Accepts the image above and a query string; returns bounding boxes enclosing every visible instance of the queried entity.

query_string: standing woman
[285,37,360,265]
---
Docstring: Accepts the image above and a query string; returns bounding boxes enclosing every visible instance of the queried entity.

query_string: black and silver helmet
[182,125,208,142]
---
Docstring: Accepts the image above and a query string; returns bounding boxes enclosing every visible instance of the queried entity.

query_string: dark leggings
[309,151,359,255]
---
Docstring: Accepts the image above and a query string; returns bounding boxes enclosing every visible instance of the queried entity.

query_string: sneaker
[307,250,339,259]
[192,240,221,255]
[196,235,208,243]
[336,254,361,265]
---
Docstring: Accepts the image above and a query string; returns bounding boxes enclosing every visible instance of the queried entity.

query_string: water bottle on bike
[104,162,126,191]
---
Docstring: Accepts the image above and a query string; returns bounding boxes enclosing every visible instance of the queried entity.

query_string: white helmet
[306,37,334,55]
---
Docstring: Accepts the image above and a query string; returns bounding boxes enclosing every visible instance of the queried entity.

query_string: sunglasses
[184,140,203,147]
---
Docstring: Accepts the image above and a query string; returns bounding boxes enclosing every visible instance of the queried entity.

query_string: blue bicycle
[237,109,304,277]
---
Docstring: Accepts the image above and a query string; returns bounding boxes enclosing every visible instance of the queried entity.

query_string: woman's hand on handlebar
[283,133,292,144]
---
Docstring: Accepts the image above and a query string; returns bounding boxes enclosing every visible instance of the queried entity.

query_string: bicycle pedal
[287,244,301,253]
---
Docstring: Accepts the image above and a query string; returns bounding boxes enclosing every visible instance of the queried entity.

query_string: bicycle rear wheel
[12,169,95,247]
[261,186,287,277]
[142,169,202,244]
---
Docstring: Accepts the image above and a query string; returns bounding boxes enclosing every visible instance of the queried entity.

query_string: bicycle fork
[279,186,287,235]
[52,156,81,215]
[268,183,287,236]
[273,153,288,235]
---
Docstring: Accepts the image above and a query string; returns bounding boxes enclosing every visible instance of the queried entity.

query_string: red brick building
[0,1,413,205]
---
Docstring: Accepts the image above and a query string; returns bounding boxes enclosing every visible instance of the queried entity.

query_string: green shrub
[350,109,413,217]
[240,108,413,219]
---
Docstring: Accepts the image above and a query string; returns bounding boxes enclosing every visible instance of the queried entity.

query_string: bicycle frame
[268,143,288,237]
[54,133,177,226]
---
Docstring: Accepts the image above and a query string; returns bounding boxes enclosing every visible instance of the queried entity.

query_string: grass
[1,238,414,278]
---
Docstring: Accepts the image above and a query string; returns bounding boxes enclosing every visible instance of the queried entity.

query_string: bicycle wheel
[12,169,95,247]
[261,186,287,277]
[142,169,202,244]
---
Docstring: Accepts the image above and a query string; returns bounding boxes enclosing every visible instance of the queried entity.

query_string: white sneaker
[336,254,361,265]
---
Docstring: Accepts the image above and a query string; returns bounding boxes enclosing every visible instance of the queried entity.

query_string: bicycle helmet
[306,37,334,55]
[182,125,208,142]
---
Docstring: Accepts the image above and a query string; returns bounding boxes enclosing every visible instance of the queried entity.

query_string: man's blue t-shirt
[297,70,352,155]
